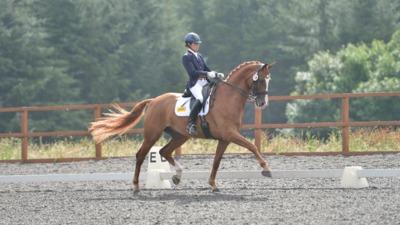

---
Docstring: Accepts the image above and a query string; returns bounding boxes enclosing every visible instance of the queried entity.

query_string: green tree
[173,0,400,127]
[0,0,77,107]
[38,0,186,104]
[117,0,186,99]
[1,0,400,136]
[0,1,78,133]
[286,30,400,136]
[339,0,400,45]
[38,0,126,103]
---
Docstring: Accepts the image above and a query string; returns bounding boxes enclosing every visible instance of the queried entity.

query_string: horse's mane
[226,61,261,80]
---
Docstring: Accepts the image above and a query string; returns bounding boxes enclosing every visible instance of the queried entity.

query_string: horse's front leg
[208,140,230,192]
[229,131,271,177]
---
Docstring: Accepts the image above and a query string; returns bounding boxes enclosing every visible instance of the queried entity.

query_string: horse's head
[246,62,276,109]
[224,61,276,109]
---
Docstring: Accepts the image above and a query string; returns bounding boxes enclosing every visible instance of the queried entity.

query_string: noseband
[219,64,271,100]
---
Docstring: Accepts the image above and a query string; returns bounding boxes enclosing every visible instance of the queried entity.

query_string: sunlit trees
[287,30,400,133]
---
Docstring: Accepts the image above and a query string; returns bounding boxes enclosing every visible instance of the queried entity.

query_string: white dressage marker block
[340,166,369,188]
[145,147,172,189]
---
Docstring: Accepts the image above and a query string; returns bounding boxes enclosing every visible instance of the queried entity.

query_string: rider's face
[190,43,200,52]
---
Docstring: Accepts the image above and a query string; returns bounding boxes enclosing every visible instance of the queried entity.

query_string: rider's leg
[187,80,206,135]
[187,99,202,135]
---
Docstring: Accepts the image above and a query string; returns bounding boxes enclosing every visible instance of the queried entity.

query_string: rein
[218,79,251,99]
[215,64,270,100]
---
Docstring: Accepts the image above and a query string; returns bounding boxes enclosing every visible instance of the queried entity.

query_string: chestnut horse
[89,61,276,192]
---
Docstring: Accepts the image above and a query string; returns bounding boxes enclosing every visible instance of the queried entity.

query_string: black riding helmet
[184,32,202,46]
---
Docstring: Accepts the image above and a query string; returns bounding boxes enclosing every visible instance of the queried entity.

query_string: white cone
[145,147,171,189]
[340,166,369,188]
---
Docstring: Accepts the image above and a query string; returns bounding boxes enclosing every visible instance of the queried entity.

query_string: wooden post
[255,108,262,151]
[341,97,350,153]
[21,110,28,162]
[93,107,102,159]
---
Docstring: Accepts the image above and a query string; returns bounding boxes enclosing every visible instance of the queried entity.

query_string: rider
[182,32,224,135]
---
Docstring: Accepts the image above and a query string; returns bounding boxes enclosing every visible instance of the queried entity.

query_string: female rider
[182,32,224,135]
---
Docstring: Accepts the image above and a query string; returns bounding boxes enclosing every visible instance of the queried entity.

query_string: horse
[89,61,276,192]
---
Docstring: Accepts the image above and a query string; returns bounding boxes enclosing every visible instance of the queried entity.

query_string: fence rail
[1,92,399,163]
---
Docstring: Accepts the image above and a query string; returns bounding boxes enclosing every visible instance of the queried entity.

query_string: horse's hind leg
[159,131,189,185]
[133,136,161,193]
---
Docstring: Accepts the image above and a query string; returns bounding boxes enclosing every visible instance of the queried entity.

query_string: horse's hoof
[133,188,140,194]
[211,188,220,193]
[262,170,272,177]
[172,175,180,185]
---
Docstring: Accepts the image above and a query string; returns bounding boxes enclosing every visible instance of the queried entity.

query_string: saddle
[181,78,222,109]
[181,82,213,109]
[177,80,220,139]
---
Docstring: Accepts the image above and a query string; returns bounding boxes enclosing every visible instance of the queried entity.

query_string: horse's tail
[89,99,154,143]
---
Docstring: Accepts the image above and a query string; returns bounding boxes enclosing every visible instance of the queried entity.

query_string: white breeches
[189,79,208,103]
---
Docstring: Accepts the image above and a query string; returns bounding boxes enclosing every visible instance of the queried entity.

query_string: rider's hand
[207,71,217,79]
[217,73,225,79]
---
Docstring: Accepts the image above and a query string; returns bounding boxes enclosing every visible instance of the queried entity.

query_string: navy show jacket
[182,51,211,89]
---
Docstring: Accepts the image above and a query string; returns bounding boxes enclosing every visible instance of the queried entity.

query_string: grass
[0,128,399,160]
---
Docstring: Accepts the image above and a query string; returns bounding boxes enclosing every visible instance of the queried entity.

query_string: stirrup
[186,124,198,135]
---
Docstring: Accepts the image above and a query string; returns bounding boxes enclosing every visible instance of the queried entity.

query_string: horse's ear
[267,61,277,69]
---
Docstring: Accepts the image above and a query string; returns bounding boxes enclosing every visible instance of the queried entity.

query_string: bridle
[217,64,271,101]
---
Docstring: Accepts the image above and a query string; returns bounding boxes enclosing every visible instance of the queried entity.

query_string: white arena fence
[1,147,399,189]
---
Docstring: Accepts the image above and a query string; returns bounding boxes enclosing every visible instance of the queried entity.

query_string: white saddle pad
[175,97,210,117]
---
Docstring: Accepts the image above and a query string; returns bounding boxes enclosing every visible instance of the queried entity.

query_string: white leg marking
[173,160,183,180]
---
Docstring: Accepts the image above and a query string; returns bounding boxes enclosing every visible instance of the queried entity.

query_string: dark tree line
[0,0,399,134]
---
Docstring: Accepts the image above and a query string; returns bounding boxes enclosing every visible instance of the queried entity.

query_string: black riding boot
[187,100,202,135]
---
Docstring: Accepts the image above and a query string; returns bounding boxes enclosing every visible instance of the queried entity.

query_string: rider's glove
[217,73,225,79]
[207,71,217,79]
